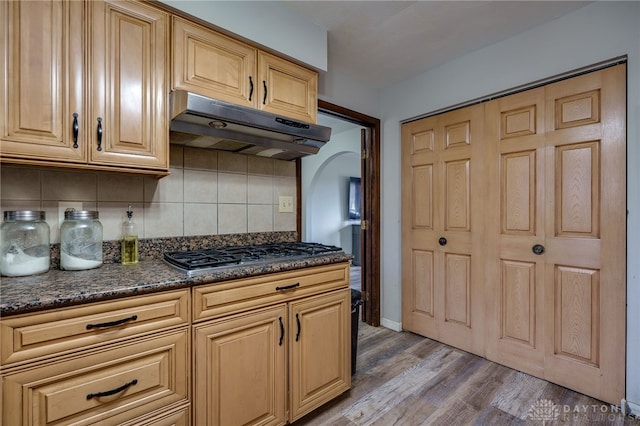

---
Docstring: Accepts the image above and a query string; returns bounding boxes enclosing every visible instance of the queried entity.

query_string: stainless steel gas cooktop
[164,242,343,277]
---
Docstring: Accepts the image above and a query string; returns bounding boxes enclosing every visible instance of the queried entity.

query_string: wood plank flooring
[293,321,639,425]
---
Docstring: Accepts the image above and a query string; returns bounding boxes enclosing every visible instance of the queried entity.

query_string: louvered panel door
[402,105,486,356]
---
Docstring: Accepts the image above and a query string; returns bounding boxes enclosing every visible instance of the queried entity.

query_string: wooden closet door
[484,87,547,377]
[542,65,625,405]
[485,64,626,405]
[401,104,486,356]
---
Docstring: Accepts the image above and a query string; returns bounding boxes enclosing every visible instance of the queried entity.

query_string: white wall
[377,1,640,409]
[301,127,361,246]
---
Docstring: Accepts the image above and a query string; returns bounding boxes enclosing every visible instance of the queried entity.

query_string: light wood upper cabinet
[88,0,169,170]
[172,16,256,108]
[258,51,318,124]
[172,17,318,124]
[0,0,169,175]
[0,0,86,162]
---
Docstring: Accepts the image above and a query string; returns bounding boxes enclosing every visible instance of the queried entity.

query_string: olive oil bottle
[121,205,139,265]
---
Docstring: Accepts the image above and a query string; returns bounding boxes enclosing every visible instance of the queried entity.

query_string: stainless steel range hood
[169,91,332,160]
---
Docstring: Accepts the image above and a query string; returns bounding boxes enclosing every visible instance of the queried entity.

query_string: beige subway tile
[273,176,297,204]
[273,205,296,232]
[218,173,247,204]
[169,144,184,168]
[248,156,274,176]
[98,202,143,241]
[184,170,217,203]
[143,202,183,238]
[97,173,144,202]
[144,168,183,203]
[218,151,247,173]
[248,204,273,232]
[184,203,217,236]
[0,166,41,200]
[218,204,247,234]
[248,175,273,205]
[41,170,97,201]
[184,147,218,171]
[273,159,296,177]
[42,200,97,243]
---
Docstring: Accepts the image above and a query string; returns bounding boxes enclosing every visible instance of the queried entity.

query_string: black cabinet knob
[532,244,545,255]
[438,237,447,246]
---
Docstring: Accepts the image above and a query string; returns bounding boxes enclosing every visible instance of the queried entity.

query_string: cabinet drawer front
[1,290,190,366]
[2,328,189,426]
[193,263,349,322]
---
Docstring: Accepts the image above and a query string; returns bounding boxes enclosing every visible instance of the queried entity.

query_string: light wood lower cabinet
[0,290,191,425]
[2,328,190,425]
[192,263,351,425]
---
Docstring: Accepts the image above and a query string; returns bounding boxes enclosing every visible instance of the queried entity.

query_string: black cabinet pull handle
[86,379,137,400]
[72,113,79,148]
[278,316,284,346]
[532,244,545,255]
[96,117,103,151]
[248,76,254,102]
[263,80,267,105]
[86,315,138,330]
[276,282,300,291]
[295,313,301,342]
[438,237,447,246]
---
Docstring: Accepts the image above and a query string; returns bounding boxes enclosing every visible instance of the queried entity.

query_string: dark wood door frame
[296,100,381,326]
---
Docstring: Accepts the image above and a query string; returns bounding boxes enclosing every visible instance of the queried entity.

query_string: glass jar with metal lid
[1,211,51,277]
[60,210,103,270]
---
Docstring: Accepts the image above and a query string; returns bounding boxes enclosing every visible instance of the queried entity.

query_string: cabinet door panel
[89,0,168,169]
[0,0,85,162]
[289,289,350,422]
[2,329,189,426]
[193,305,286,426]
[258,51,318,124]
[172,17,256,108]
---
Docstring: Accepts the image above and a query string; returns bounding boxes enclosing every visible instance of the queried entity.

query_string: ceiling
[280,1,592,89]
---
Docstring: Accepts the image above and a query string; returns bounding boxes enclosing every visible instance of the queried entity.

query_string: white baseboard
[380,317,402,332]
[623,399,640,417]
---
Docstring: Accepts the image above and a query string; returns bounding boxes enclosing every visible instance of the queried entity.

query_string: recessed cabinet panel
[444,159,470,231]
[289,289,351,422]
[2,329,189,425]
[412,165,433,229]
[90,0,168,169]
[172,17,256,108]
[411,250,434,318]
[258,51,318,124]
[444,253,470,327]
[193,305,287,426]
[0,0,85,162]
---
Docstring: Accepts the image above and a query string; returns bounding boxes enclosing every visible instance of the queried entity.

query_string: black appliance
[164,242,343,277]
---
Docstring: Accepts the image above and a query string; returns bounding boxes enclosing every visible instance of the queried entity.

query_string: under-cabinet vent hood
[169,91,332,160]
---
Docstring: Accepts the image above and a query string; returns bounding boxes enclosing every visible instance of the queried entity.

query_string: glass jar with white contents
[1,211,51,277]
[60,210,103,270]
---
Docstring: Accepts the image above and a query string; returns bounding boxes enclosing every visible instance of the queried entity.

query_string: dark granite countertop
[0,253,352,317]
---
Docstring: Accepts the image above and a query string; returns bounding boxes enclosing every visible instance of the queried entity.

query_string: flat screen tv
[348,177,361,220]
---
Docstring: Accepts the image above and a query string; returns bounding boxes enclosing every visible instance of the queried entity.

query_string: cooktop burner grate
[164,242,343,276]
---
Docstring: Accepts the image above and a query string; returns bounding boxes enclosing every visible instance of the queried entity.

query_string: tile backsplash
[0,146,297,242]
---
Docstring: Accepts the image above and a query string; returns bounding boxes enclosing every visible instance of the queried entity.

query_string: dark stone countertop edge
[0,253,353,317]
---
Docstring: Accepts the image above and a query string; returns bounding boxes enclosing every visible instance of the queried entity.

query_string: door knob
[532,244,545,255]
[438,237,447,246]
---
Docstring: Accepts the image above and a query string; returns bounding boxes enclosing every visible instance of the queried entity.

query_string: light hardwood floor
[293,321,639,425]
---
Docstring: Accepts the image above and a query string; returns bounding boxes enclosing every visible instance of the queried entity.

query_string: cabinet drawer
[2,328,189,426]
[1,290,190,367]
[193,263,349,322]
